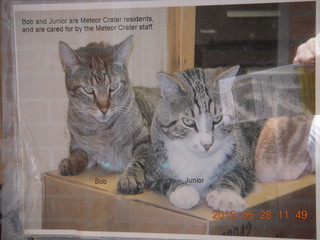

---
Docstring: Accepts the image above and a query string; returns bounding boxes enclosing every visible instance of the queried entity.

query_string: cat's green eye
[213,116,223,125]
[109,83,120,92]
[83,87,94,95]
[182,118,196,127]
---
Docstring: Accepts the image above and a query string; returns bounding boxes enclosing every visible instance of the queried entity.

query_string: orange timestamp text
[212,210,308,220]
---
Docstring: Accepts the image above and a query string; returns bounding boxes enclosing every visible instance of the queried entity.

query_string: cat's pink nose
[203,144,212,151]
[97,100,110,115]
[100,108,108,115]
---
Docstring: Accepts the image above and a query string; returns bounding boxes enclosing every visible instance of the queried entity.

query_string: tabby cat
[255,115,315,182]
[58,36,158,194]
[144,67,263,211]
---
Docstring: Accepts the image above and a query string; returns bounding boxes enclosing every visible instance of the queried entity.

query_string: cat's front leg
[206,189,247,211]
[59,149,88,176]
[147,170,200,209]
[205,167,251,211]
[117,139,149,194]
[117,161,145,194]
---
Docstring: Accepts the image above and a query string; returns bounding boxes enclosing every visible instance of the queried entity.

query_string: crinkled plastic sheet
[1,1,61,239]
[219,64,314,125]
[1,0,25,239]
[1,1,41,238]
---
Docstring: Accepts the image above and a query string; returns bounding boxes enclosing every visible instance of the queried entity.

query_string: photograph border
[1,0,319,239]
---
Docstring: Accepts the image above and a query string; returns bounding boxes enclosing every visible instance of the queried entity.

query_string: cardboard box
[42,168,316,238]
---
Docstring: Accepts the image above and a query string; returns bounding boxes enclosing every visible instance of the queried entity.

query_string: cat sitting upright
[58,36,158,194]
[144,67,263,211]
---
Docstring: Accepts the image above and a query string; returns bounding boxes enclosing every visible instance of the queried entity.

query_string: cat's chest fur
[165,139,232,195]
[71,125,133,171]
[93,142,132,171]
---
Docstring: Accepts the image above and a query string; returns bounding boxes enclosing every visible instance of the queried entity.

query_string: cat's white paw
[169,185,200,209]
[206,189,247,211]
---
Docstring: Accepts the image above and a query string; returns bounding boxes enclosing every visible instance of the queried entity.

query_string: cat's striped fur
[144,67,264,211]
[58,36,158,194]
[255,115,314,182]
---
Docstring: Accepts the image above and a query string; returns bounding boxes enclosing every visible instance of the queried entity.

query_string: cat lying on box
[143,67,316,211]
[144,67,264,211]
[58,36,158,194]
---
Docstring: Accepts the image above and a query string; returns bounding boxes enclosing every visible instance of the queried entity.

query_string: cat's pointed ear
[113,35,133,66]
[59,41,81,74]
[206,65,240,87]
[157,72,186,99]
[216,65,240,80]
